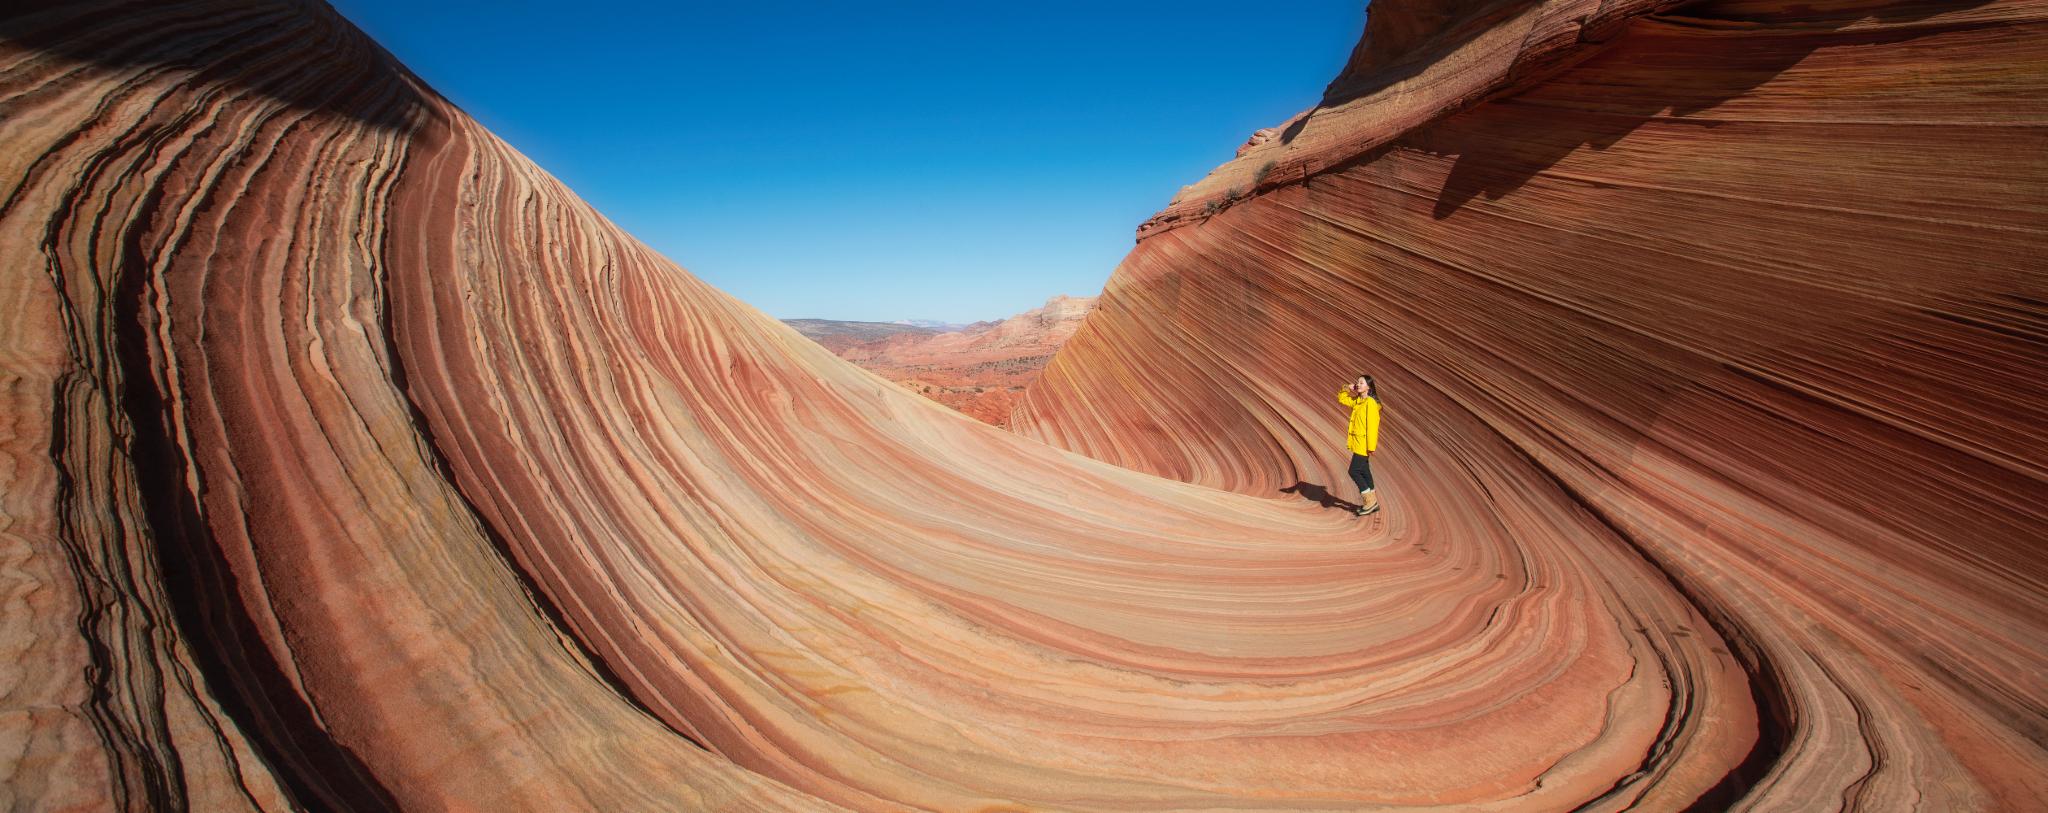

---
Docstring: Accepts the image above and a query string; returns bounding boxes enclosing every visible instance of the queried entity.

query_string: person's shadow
[1281,481,1361,513]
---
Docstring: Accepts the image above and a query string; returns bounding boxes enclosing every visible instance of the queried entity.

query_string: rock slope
[1015,0,2048,808]
[1,0,2041,810]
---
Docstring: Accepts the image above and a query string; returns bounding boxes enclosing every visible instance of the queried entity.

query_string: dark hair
[1356,374,1381,402]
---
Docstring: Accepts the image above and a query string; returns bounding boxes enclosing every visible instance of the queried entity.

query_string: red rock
[1017,0,2048,808]
[1,0,2041,810]
[822,295,1096,426]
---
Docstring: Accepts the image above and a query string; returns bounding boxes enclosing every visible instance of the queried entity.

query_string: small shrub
[1205,186,1246,217]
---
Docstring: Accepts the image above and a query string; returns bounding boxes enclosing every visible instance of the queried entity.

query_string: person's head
[1355,374,1375,397]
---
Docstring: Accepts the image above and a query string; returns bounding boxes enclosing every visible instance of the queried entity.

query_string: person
[1337,375,1382,516]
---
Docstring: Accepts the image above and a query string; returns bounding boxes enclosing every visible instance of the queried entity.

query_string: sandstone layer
[1,1,2042,812]
[1016,0,2048,808]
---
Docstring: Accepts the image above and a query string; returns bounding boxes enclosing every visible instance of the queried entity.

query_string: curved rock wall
[1016,0,2048,808]
[1,0,2041,810]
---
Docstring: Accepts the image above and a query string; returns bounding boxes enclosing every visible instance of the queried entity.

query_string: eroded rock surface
[1017,0,2048,808]
[1,0,2042,810]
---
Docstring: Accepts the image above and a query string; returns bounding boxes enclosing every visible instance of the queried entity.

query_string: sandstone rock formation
[1015,0,2048,808]
[2,1,2042,811]
[818,295,1097,425]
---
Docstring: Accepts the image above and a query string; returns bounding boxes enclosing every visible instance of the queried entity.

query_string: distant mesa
[890,318,975,332]
[785,295,1097,426]
[779,318,938,353]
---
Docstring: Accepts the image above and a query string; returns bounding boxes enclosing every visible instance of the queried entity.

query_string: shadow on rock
[1280,481,1362,512]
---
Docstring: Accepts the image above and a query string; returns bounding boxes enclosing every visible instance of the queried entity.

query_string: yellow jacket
[1338,389,1380,456]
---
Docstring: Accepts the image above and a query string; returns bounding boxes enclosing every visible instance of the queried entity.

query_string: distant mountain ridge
[784,295,1097,426]
[781,319,937,352]
[890,318,974,332]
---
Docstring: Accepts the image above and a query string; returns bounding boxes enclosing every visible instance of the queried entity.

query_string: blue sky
[332,1,1364,322]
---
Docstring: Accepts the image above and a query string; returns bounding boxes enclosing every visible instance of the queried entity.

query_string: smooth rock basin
[2,0,2043,809]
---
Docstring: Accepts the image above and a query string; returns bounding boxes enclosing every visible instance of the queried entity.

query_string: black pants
[1348,453,1375,493]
